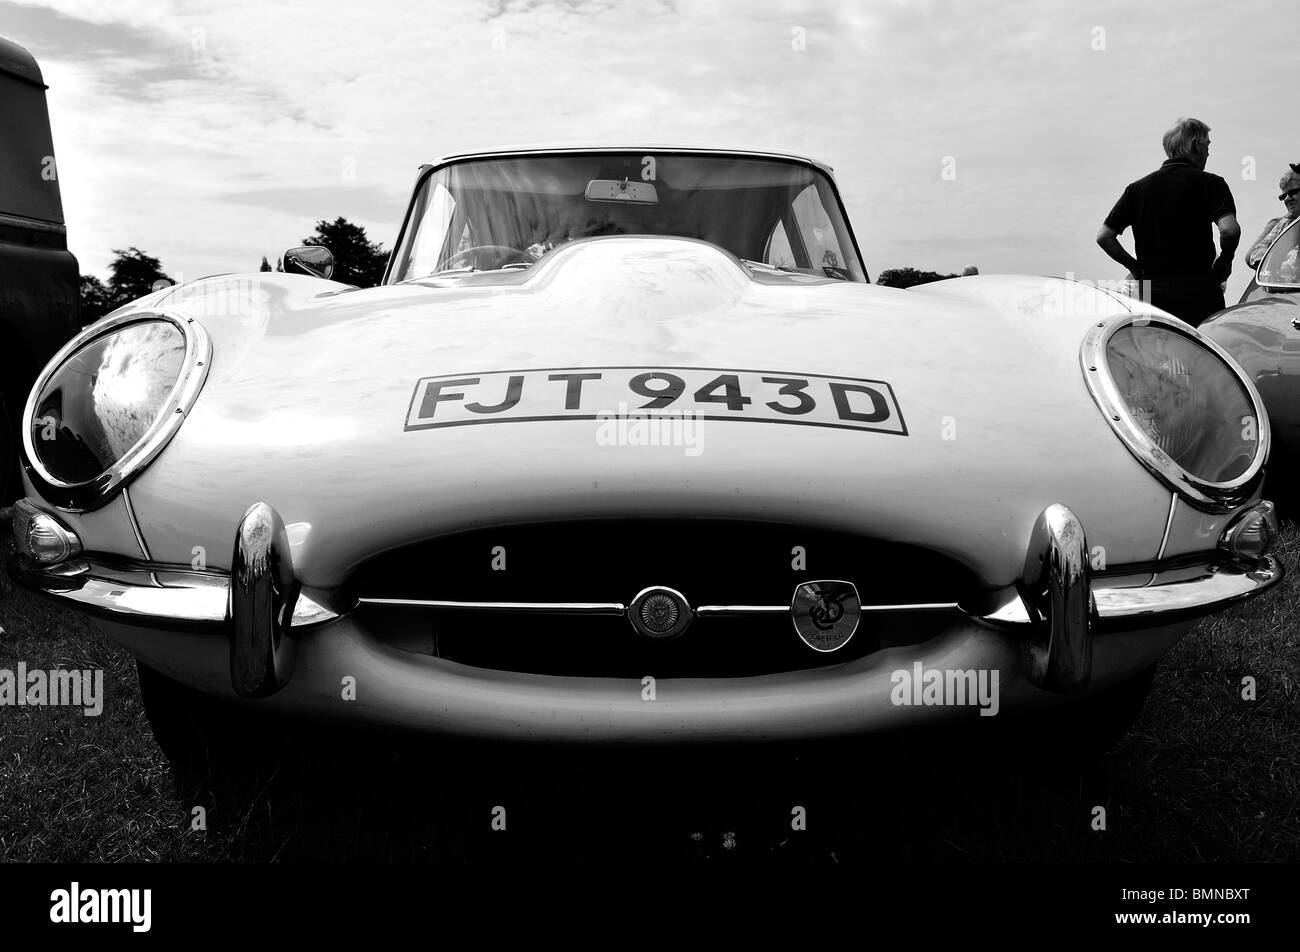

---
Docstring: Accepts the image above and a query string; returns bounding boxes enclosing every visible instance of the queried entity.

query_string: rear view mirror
[585,179,658,204]
[280,245,335,280]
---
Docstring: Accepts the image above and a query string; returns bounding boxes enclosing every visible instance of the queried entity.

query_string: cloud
[6,0,182,31]
[2,0,1296,305]
[220,185,406,221]
[0,0,211,99]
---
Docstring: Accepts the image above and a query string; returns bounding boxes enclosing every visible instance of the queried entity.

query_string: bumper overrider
[9,499,1284,741]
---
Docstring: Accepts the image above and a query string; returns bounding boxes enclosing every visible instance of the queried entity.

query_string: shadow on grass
[174,707,1286,863]
[2,517,1298,863]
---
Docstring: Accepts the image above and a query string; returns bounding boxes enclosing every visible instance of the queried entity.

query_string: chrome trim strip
[695,605,791,616]
[6,556,336,630]
[1155,493,1177,561]
[1093,555,1282,620]
[1080,313,1270,513]
[980,555,1283,629]
[860,602,958,613]
[698,602,958,615]
[292,595,339,627]
[978,593,1032,627]
[9,551,1282,641]
[34,568,227,624]
[121,487,152,561]
[358,598,961,617]
[432,145,836,178]
[21,308,212,513]
[359,598,627,615]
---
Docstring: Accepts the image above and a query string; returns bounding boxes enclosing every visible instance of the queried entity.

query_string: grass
[0,511,1297,863]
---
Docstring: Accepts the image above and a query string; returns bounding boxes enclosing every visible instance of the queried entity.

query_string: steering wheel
[443,245,532,271]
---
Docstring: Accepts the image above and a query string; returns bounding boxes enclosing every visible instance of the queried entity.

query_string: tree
[876,267,957,289]
[79,274,114,322]
[107,247,171,303]
[301,217,388,287]
[79,248,172,322]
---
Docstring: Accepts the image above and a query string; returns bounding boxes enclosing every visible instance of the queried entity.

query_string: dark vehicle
[1202,216,1300,478]
[0,36,79,501]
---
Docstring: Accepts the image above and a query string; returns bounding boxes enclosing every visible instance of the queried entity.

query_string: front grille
[347,520,978,677]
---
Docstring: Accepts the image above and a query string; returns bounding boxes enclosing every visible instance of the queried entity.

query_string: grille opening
[361,603,961,678]
[347,519,979,678]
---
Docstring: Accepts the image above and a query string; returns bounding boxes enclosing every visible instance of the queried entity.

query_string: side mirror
[280,245,335,280]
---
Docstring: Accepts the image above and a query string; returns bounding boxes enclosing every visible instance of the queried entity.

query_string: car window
[765,219,796,269]
[404,181,457,279]
[1258,217,1300,288]
[389,153,865,282]
[792,184,849,278]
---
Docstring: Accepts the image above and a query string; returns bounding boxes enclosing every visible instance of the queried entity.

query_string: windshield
[1258,216,1300,288]
[387,152,866,283]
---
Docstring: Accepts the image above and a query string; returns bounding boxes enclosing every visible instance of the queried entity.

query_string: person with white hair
[1096,117,1240,326]
[1244,163,1300,268]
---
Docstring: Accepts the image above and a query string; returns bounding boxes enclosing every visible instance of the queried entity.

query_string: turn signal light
[1219,500,1278,562]
[12,500,83,564]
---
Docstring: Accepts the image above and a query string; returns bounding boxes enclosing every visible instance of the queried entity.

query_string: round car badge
[628,586,692,640]
[791,580,861,652]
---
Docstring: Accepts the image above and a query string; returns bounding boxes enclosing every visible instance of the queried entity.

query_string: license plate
[406,365,908,436]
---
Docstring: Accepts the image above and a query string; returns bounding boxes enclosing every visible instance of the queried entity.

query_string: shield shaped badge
[791,580,861,652]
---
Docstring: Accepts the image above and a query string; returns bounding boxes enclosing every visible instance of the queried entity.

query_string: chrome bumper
[8,554,339,630]
[15,551,1279,635]
[10,505,1283,700]
[10,528,1284,686]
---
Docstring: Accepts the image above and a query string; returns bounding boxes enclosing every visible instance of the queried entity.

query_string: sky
[4,0,1299,301]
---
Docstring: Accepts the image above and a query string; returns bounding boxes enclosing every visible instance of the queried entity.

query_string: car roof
[0,36,46,89]
[431,145,836,179]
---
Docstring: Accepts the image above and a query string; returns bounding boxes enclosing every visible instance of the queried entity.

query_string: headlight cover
[1081,313,1268,512]
[22,310,211,511]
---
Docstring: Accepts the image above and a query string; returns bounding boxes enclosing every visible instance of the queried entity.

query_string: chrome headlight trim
[1080,313,1269,513]
[21,308,212,512]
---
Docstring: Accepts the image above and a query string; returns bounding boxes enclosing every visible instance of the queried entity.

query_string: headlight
[1082,314,1268,511]
[22,310,211,511]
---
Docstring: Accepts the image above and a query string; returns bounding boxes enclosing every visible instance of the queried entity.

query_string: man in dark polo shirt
[1096,117,1240,326]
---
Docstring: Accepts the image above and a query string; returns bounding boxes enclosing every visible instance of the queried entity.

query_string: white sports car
[8,147,1283,774]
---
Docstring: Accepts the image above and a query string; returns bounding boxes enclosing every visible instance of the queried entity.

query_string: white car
[8,147,1283,778]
